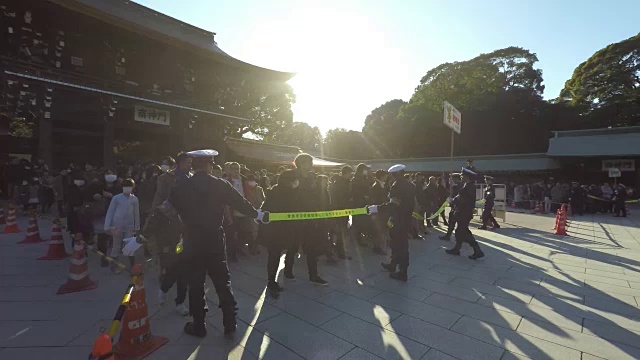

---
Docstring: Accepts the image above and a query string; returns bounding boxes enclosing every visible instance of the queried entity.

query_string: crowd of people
[507,180,633,217]
[2,154,635,338]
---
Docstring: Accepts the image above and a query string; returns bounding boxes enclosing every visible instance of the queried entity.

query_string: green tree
[268,121,323,151]
[558,33,640,127]
[214,78,296,139]
[323,128,374,159]
[362,99,408,157]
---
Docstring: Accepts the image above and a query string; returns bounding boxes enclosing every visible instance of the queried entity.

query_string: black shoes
[284,271,296,281]
[478,226,488,230]
[469,251,485,260]
[445,248,461,256]
[381,262,396,272]
[184,322,207,338]
[389,272,408,282]
[310,275,329,286]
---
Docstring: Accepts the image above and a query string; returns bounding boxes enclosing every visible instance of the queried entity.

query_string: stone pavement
[1,210,640,360]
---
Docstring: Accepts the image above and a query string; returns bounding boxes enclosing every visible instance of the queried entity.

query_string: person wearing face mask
[260,169,299,297]
[104,178,140,273]
[242,175,265,255]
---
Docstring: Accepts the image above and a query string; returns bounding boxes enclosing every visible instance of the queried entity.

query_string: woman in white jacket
[104,178,140,273]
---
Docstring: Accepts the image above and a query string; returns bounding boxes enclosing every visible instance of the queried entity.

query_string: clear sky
[136,0,639,134]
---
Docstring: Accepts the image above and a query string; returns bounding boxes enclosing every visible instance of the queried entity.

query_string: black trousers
[96,233,112,267]
[160,252,188,305]
[614,202,627,217]
[389,221,410,273]
[452,216,479,249]
[481,206,498,227]
[187,252,236,326]
[445,210,457,236]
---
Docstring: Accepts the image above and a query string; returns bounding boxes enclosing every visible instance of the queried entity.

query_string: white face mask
[292,180,300,189]
[122,187,133,195]
[74,180,85,187]
[105,174,117,183]
[160,165,170,172]
[247,181,257,187]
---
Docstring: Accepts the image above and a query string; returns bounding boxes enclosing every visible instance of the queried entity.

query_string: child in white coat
[104,178,140,273]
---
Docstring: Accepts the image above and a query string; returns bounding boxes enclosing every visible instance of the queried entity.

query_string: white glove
[447,197,453,204]
[256,209,265,222]
[122,237,142,257]
[367,205,378,214]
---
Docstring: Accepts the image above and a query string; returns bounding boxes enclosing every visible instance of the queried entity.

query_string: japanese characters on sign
[602,159,635,172]
[443,101,462,134]
[134,105,170,126]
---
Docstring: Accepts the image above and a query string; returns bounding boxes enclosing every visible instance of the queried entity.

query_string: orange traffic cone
[114,264,168,359]
[555,206,568,236]
[552,209,560,230]
[2,204,22,233]
[57,235,98,295]
[534,201,543,214]
[89,334,114,360]
[17,212,43,244]
[38,218,68,260]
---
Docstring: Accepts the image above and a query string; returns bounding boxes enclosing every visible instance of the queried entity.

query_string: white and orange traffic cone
[552,209,560,230]
[555,205,568,236]
[17,212,43,244]
[114,264,168,359]
[2,204,22,233]
[57,235,98,295]
[38,218,68,260]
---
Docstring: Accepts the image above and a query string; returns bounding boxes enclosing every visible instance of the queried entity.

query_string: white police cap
[186,149,219,157]
[461,167,477,176]
[388,164,406,173]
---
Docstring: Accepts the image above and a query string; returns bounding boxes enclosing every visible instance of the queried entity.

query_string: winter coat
[259,184,297,249]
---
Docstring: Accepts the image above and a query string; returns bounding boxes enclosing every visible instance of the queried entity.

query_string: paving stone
[420,348,459,359]
[370,292,461,329]
[429,264,501,284]
[365,273,433,301]
[321,314,429,359]
[147,343,255,360]
[517,318,640,360]
[0,318,97,347]
[582,318,640,350]
[409,277,481,302]
[449,277,534,303]
[316,291,401,326]
[340,347,384,359]
[264,289,342,326]
[0,346,93,360]
[254,313,354,359]
[423,293,522,330]
[451,316,580,360]
[386,315,504,360]
[235,324,306,360]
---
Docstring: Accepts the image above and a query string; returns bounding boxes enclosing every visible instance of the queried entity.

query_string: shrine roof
[50,0,294,81]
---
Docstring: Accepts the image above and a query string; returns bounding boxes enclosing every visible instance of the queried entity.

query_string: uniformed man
[367,164,415,281]
[445,168,485,260]
[439,173,460,241]
[169,149,265,337]
[465,159,479,183]
[478,175,500,230]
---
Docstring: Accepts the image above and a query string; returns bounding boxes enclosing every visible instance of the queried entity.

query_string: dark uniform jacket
[484,185,496,210]
[351,174,371,208]
[331,176,351,209]
[569,186,585,204]
[371,181,389,205]
[453,181,476,220]
[379,178,415,228]
[170,172,257,255]
[259,184,297,249]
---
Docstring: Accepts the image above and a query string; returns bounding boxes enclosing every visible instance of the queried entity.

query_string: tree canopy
[268,121,322,151]
[558,32,640,127]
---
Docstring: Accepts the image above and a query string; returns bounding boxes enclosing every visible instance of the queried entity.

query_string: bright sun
[242,6,405,133]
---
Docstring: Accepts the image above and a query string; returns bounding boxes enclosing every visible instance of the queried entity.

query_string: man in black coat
[350,163,373,246]
[478,176,500,230]
[330,165,353,259]
[368,164,415,281]
[445,168,485,260]
[169,149,265,337]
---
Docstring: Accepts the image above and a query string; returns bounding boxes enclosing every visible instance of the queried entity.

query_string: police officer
[445,168,485,260]
[478,175,500,230]
[439,173,460,241]
[169,149,265,337]
[367,164,415,281]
